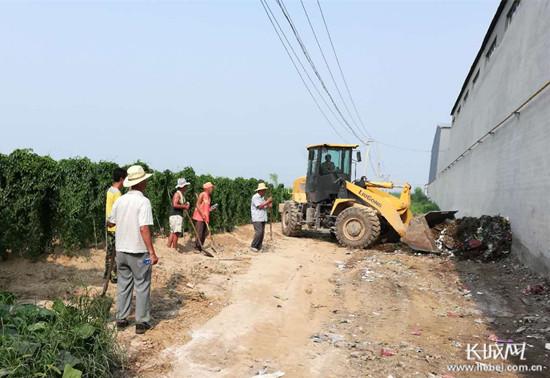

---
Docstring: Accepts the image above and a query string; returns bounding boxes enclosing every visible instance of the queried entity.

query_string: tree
[268,173,279,186]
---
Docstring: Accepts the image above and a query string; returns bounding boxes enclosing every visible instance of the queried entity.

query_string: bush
[0,149,290,258]
[0,292,122,377]
[0,150,59,258]
[54,158,116,251]
[390,187,440,215]
[410,187,440,214]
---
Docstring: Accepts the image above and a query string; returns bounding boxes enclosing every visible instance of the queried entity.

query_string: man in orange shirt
[193,182,215,252]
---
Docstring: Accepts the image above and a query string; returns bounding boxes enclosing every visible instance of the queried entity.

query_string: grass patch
[0,291,123,377]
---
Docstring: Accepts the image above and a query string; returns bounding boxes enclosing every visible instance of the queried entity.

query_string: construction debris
[432,215,512,261]
[522,283,545,295]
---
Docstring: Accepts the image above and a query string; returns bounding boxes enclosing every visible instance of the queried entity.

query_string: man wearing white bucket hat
[250,182,272,252]
[167,178,191,250]
[108,164,158,335]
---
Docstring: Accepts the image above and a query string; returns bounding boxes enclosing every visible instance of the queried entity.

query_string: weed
[0,291,122,378]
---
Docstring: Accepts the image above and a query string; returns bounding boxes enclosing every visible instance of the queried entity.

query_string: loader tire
[281,201,302,237]
[335,206,380,249]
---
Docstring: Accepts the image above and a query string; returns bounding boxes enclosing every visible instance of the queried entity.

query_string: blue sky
[0,0,499,187]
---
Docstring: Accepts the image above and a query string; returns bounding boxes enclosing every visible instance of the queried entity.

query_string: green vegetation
[390,187,440,215]
[0,149,290,258]
[0,291,122,378]
[410,187,440,215]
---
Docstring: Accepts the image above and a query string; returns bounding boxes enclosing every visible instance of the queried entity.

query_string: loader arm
[337,181,412,237]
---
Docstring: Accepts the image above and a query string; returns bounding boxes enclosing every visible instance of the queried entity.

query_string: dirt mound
[433,215,512,261]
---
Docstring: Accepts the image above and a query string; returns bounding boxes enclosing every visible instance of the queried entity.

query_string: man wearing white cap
[167,178,191,250]
[250,182,272,252]
[108,164,158,335]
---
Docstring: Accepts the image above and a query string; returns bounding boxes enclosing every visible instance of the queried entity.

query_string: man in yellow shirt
[105,168,127,283]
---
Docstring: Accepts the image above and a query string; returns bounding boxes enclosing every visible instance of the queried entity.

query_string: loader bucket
[401,211,457,253]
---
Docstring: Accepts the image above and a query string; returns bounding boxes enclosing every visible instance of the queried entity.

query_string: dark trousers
[251,222,266,250]
[104,232,117,280]
[195,221,208,250]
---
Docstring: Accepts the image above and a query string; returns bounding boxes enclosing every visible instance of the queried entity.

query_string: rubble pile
[433,215,512,261]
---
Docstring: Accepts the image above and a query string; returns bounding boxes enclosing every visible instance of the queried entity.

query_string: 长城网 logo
[466,342,527,361]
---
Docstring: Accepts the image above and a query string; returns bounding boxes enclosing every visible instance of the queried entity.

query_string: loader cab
[306,144,359,203]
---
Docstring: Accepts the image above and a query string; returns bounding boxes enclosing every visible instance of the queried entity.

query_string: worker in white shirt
[108,165,158,335]
[250,182,272,252]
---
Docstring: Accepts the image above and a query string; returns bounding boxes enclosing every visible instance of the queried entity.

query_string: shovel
[269,206,273,241]
[203,219,222,254]
[101,229,114,297]
[194,193,221,254]
[184,210,214,258]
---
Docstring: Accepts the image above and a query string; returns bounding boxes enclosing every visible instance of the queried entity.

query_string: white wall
[428,0,550,273]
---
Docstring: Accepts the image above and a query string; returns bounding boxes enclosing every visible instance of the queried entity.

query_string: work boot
[116,319,129,330]
[135,322,152,335]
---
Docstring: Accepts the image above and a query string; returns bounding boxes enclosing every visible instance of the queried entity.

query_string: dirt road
[1,224,549,377]
[163,232,348,377]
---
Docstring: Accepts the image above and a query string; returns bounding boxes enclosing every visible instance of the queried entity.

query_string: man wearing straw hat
[250,182,272,252]
[108,164,158,335]
[167,178,191,250]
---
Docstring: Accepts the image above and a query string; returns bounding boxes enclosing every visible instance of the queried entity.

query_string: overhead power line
[316,0,371,138]
[261,0,357,141]
[299,0,364,138]
[260,1,430,161]
[275,0,368,144]
[374,140,430,153]
[259,0,347,141]
[260,0,433,180]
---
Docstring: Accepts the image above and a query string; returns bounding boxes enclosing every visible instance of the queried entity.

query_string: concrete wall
[428,0,550,274]
[428,125,450,184]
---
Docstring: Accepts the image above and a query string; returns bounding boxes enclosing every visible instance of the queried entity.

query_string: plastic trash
[380,348,396,357]
[488,333,513,343]
[254,371,285,378]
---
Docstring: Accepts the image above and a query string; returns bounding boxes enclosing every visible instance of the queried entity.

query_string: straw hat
[175,178,191,189]
[203,182,214,190]
[255,182,269,192]
[123,165,152,188]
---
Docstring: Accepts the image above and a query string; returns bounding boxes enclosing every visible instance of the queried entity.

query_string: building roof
[450,0,508,115]
[307,143,359,149]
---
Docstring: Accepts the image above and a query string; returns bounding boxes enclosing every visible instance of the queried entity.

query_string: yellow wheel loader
[280,144,455,252]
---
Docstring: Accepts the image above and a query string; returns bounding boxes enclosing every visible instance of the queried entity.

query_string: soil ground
[1,224,549,377]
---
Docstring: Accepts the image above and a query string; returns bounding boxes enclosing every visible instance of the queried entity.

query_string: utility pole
[364,139,374,179]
